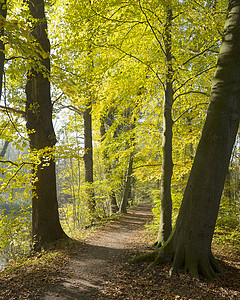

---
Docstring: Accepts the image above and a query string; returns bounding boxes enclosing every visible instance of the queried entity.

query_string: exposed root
[129,229,174,271]
[128,249,158,264]
[145,248,173,273]
[170,247,222,280]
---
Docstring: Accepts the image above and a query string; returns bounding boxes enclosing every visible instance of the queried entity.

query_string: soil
[40,202,240,300]
[42,203,153,300]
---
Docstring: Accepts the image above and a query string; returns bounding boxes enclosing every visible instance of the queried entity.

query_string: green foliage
[0,0,238,265]
[0,207,31,263]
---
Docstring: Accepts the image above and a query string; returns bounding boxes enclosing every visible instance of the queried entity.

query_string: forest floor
[0,202,240,299]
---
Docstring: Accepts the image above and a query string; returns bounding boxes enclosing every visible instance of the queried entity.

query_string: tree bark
[0,1,6,99]
[119,152,134,214]
[0,140,9,158]
[83,104,96,215]
[25,0,67,249]
[157,7,174,245]
[135,0,240,279]
[100,120,118,214]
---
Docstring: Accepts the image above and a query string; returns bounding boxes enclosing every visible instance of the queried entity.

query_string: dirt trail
[42,203,153,300]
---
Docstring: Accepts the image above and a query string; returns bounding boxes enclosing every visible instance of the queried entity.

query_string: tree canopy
[0,0,239,282]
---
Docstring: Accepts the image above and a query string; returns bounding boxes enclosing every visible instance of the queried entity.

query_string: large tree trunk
[135,0,240,279]
[83,104,96,215]
[25,0,67,250]
[100,120,118,214]
[157,7,174,245]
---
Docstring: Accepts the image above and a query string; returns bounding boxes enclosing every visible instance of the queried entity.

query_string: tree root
[170,248,222,280]
[130,237,222,280]
[128,249,158,264]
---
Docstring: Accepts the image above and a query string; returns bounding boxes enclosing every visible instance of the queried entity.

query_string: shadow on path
[42,202,153,300]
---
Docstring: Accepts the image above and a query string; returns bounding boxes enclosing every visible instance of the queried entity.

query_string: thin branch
[89,4,146,25]
[52,64,82,78]
[0,160,18,166]
[3,71,28,140]
[119,22,143,48]
[174,90,209,101]
[174,66,216,93]
[138,0,166,56]
[140,6,163,25]
[103,54,127,73]
[133,163,160,170]
[0,104,26,118]
[0,120,10,137]
[52,92,64,106]
[172,11,184,20]
[5,56,28,61]
[58,104,82,115]
[106,43,165,89]
[182,45,218,66]
[0,159,32,166]
[173,102,209,123]
[1,163,26,191]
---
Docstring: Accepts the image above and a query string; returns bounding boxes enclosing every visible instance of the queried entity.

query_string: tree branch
[174,90,209,101]
[181,45,219,66]
[58,104,82,115]
[106,43,165,89]
[173,102,209,123]
[133,163,160,170]
[0,104,26,118]
[138,0,166,56]
[174,66,216,93]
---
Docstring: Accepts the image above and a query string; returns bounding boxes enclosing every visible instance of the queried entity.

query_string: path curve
[42,202,153,300]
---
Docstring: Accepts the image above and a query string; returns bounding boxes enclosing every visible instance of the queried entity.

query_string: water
[0,255,5,271]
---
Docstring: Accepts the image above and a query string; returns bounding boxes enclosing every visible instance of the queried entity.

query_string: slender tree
[0,3,8,159]
[25,0,67,249]
[133,0,240,279]
[0,0,6,98]
[83,103,96,215]
[119,151,134,213]
[157,5,174,245]
[100,119,119,214]
[0,141,9,157]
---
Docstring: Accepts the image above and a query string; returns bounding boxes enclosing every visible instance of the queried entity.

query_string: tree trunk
[100,119,118,214]
[157,7,173,245]
[0,1,6,99]
[83,104,96,215]
[135,0,240,279]
[25,0,67,250]
[119,152,134,214]
[0,141,9,158]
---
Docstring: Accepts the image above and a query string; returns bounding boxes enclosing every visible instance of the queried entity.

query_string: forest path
[42,202,153,300]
